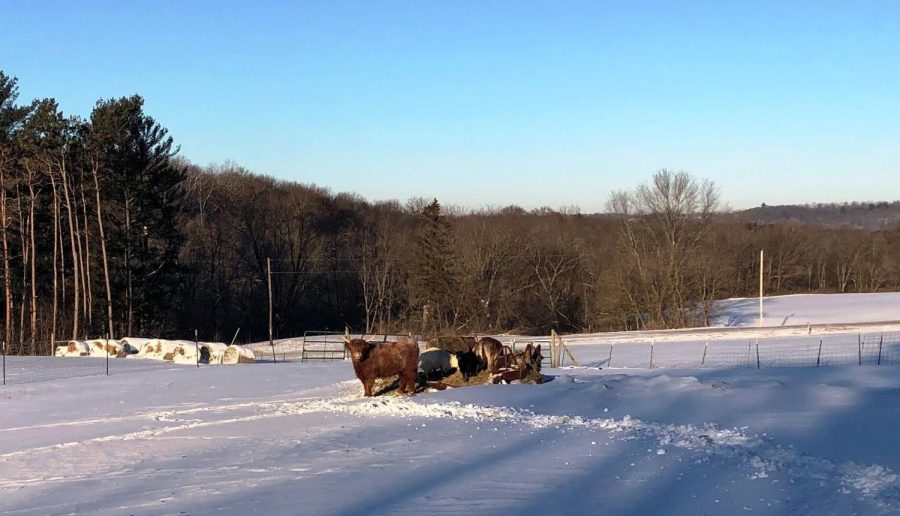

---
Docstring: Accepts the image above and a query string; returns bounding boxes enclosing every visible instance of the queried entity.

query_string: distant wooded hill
[737,202,900,230]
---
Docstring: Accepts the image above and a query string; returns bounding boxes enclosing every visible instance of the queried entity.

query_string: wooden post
[555,332,561,368]
[2,340,5,386]
[105,333,109,376]
[816,339,823,367]
[858,334,862,366]
[877,333,884,366]
[267,257,276,363]
[755,340,760,369]
[195,329,199,368]
[562,340,579,366]
[548,332,553,367]
[701,342,708,366]
[649,339,655,369]
[550,330,559,368]
[607,343,613,368]
[759,249,764,327]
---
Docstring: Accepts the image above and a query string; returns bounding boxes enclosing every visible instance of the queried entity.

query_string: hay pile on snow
[222,345,255,364]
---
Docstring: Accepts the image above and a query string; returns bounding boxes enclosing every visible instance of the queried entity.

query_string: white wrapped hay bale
[88,339,125,358]
[138,339,182,361]
[60,340,91,356]
[137,339,162,358]
[222,344,255,364]
[199,342,229,364]
[169,340,199,364]
[120,337,151,355]
[119,337,243,365]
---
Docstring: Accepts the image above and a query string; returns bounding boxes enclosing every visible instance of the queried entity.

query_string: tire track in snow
[4,379,898,512]
[0,382,362,463]
[292,393,900,512]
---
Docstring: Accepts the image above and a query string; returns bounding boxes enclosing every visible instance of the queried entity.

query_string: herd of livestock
[343,333,544,397]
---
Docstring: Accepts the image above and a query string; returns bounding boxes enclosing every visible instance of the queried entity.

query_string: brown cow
[344,336,419,397]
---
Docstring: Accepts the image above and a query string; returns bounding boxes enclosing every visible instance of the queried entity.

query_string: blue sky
[3,1,899,211]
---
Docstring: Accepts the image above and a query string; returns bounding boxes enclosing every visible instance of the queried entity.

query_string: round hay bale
[65,340,91,356]
[87,339,124,357]
[222,344,255,364]
[170,341,199,364]
[200,342,229,364]
[120,337,149,354]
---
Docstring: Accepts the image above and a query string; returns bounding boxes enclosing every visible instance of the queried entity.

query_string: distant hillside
[737,201,900,230]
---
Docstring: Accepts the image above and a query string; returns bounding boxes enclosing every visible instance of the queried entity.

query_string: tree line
[3,71,900,353]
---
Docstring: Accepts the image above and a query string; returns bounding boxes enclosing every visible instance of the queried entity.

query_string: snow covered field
[711,292,900,328]
[3,360,900,515]
[4,292,900,514]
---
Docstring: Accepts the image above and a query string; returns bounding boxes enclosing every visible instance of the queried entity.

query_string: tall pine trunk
[0,169,11,351]
[125,194,133,336]
[27,180,37,354]
[80,178,93,330]
[17,190,26,352]
[60,161,80,340]
[51,176,59,354]
[91,163,114,339]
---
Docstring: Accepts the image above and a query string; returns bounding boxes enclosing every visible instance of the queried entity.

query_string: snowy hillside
[711,292,900,328]
[3,360,900,515]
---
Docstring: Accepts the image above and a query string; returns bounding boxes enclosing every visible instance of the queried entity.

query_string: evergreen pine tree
[89,96,185,335]
[412,199,457,332]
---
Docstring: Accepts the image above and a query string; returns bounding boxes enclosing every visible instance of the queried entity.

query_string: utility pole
[759,249,765,327]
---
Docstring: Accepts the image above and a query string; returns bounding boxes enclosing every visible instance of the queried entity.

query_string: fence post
[2,340,5,386]
[755,340,760,369]
[608,343,613,368]
[747,341,752,368]
[816,339,823,367]
[701,342,708,367]
[267,257,276,364]
[649,339,655,369]
[195,329,200,368]
[878,333,884,366]
[551,331,561,368]
[106,334,110,376]
[858,334,862,366]
[562,340,579,366]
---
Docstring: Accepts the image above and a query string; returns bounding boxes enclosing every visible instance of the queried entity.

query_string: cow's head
[344,333,374,361]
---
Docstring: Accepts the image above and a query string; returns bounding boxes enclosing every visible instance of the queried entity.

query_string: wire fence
[5,331,900,387]
[247,332,416,363]
[1,355,187,386]
[558,331,900,370]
